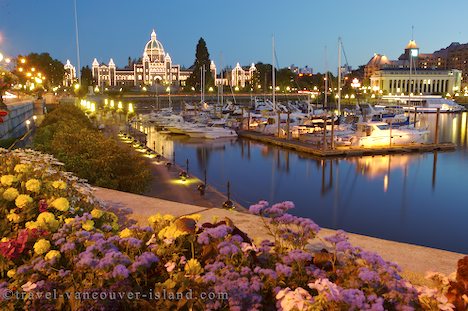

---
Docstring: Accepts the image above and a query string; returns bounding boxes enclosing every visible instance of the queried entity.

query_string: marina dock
[238,130,456,158]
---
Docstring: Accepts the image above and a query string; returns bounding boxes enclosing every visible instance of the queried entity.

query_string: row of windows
[388,79,449,93]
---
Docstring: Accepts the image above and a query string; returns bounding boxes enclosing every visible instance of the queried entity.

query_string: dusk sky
[1,0,468,73]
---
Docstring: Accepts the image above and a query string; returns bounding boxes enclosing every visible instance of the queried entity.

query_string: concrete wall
[0,100,35,140]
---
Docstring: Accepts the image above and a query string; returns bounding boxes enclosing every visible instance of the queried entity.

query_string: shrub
[33,105,151,193]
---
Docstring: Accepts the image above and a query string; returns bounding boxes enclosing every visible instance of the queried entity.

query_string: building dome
[144,29,165,63]
[367,54,391,67]
[405,40,418,49]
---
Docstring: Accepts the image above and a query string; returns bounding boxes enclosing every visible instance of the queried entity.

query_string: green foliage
[33,105,152,193]
[0,137,17,149]
[0,69,18,106]
[14,53,64,88]
[185,38,214,91]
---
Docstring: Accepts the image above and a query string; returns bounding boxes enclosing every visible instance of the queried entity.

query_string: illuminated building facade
[91,30,191,87]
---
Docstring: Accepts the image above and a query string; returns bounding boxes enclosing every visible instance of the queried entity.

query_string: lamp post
[351,78,361,105]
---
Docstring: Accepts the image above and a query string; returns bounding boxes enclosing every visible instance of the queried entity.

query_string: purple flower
[358,267,380,283]
[130,252,159,272]
[197,225,233,245]
[282,249,312,265]
[218,241,240,255]
[60,242,75,252]
[119,237,142,248]
[112,264,129,279]
[275,263,292,277]
[324,230,348,245]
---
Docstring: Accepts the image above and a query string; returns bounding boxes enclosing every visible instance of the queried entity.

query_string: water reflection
[145,112,468,253]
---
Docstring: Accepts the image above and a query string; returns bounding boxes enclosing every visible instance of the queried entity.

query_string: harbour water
[146,112,468,253]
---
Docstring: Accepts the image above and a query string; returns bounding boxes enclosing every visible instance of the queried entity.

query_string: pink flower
[165,261,176,273]
[276,287,313,311]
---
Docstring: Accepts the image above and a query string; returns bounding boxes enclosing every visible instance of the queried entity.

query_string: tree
[0,68,18,109]
[252,62,273,92]
[13,53,64,88]
[185,38,214,91]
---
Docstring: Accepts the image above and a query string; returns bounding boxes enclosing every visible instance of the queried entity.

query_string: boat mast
[272,35,276,111]
[324,46,328,109]
[337,37,342,115]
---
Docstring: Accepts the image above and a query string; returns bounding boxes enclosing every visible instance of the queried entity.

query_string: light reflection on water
[147,112,468,253]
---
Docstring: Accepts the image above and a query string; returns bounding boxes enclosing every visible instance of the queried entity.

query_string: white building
[63,59,76,87]
[370,68,462,95]
[91,30,190,88]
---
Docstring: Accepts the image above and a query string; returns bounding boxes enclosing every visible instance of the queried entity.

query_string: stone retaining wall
[0,100,35,140]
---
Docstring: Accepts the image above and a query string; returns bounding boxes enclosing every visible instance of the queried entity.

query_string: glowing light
[169,178,199,186]
[0,53,3,62]
[208,86,213,92]
[104,98,108,107]
[74,84,80,90]
[128,103,134,113]
[26,120,31,125]
[142,86,147,91]
[117,101,123,109]
[20,58,26,64]
[110,100,115,108]
[31,67,35,72]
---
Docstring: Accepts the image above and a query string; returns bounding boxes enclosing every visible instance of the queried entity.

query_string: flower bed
[0,149,464,310]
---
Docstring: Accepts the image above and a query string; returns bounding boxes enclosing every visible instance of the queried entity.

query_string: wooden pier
[238,131,456,158]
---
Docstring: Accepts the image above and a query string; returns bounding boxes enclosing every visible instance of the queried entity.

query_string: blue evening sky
[1,0,467,73]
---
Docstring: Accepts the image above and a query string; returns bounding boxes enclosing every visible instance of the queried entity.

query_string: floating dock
[238,131,456,158]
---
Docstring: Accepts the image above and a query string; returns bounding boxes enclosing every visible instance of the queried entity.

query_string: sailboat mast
[337,38,342,115]
[324,46,328,109]
[272,35,276,111]
[220,52,224,108]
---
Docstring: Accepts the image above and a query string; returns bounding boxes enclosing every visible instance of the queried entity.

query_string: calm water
[147,113,468,253]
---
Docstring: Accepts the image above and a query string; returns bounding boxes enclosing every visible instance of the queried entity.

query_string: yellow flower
[14,164,29,173]
[2,187,19,201]
[90,209,104,219]
[34,239,51,255]
[15,194,33,208]
[36,212,59,231]
[82,220,95,231]
[64,218,75,224]
[52,181,67,190]
[25,221,39,229]
[25,179,41,193]
[184,258,203,275]
[7,269,16,278]
[108,212,119,223]
[1,237,9,242]
[119,228,132,238]
[1,175,17,186]
[149,213,175,224]
[7,212,21,223]
[51,198,69,212]
[44,250,61,261]
[158,223,187,240]
[148,214,162,224]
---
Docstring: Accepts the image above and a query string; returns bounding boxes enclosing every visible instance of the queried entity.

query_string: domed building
[91,29,190,88]
[367,40,462,95]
